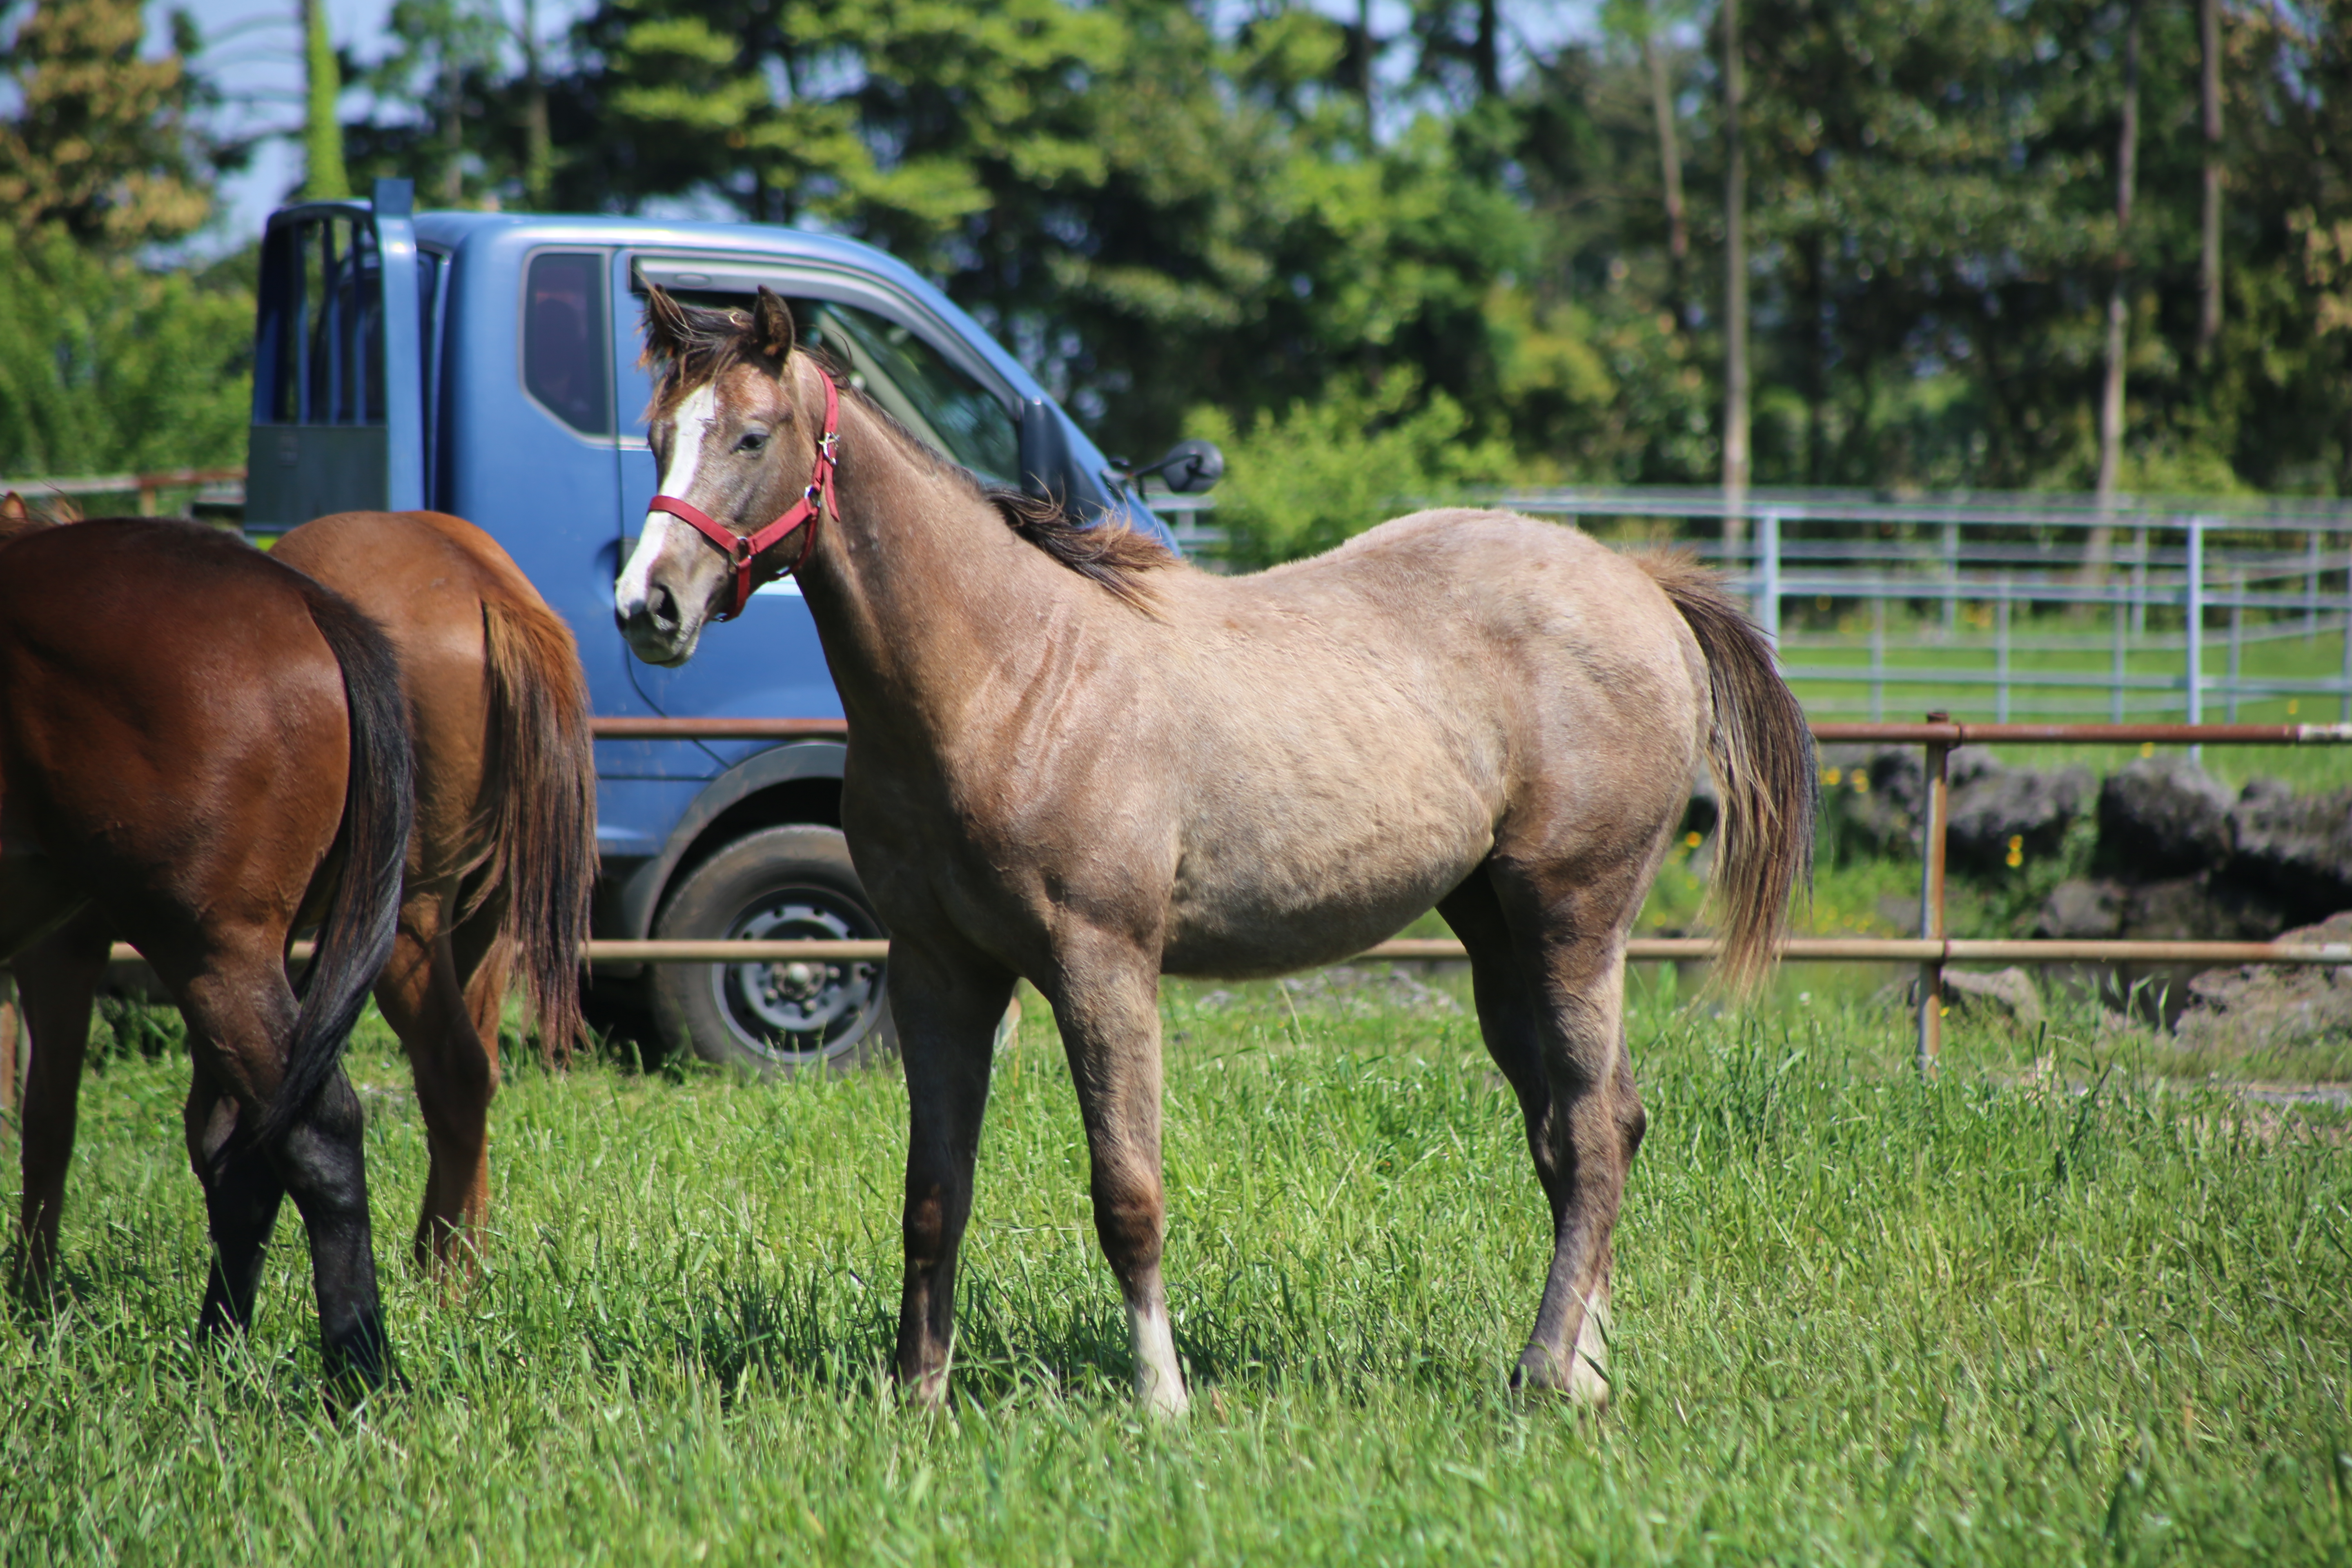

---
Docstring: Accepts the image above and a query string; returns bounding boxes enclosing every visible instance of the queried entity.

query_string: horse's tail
[470,590,596,1065]
[1637,552,1817,994]
[257,589,414,1148]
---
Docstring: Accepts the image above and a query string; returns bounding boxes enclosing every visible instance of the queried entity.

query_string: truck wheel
[649,825,895,1076]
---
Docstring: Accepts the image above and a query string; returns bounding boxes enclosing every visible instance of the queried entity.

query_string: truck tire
[649,825,896,1076]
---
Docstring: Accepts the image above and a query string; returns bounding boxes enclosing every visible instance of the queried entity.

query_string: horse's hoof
[1510,1350,1610,1409]
[1136,1370,1190,1419]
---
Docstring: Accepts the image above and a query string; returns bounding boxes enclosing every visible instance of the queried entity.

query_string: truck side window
[793,302,1017,485]
[524,253,611,436]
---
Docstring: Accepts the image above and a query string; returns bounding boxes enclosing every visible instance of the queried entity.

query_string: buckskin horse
[3,505,596,1283]
[612,287,1815,1414]
[0,512,411,1383]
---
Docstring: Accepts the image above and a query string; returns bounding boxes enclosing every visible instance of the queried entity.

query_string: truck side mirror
[1017,398,1076,505]
[1134,439,1223,495]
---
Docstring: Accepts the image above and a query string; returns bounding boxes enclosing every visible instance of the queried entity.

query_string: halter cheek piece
[646,370,840,623]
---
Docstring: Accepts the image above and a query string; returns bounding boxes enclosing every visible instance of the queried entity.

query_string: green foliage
[0,0,216,250]
[3,992,2346,1561]
[1185,371,1515,566]
[0,226,253,477]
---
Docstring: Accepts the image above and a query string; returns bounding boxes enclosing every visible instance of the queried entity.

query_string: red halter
[646,370,840,622]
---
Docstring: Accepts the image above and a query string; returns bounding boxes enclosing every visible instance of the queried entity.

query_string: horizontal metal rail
[103,937,2352,968]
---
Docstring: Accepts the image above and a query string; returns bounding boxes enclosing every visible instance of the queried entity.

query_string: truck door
[246,180,426,527]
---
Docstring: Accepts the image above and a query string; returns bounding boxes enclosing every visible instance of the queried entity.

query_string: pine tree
[0,0,213,249]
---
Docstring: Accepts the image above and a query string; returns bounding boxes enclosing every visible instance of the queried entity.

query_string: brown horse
[5,508,595,1276]
[0,515,412,1384]
[274,510,596,1266]
[613,288,1815,1414]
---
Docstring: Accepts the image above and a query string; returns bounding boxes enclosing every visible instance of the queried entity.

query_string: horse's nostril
[649,583,680,633]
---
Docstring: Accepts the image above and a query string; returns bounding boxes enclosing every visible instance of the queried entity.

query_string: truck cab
[244,178,1205,1072]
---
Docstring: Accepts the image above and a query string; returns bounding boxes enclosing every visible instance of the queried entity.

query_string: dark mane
[642,294,1175,609]
[638,297,767,421]
[984,484,1174,611]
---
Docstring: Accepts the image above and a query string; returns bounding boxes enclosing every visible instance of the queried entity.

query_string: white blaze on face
[615,381,722,617]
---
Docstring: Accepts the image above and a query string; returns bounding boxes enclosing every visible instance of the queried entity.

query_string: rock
[1941,966,2044,1029]
[2228,782,2352,923]
[1680,767,1719,841]
[1816,744,1924,859]
[2173,911,2352,1061]
[2098,755,2234,878]
[2039,878,2126,939]
[1274,965,1460,1016]
[1945,757,2093,873]
[2121,874,2289,943]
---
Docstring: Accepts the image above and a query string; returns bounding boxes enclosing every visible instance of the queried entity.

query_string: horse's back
[1135,510,1708,974]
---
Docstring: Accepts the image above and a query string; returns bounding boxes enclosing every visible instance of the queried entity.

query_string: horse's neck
[795,392,1099,759]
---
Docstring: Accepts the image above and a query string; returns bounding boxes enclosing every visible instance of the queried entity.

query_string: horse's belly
[1157,814,1489,980]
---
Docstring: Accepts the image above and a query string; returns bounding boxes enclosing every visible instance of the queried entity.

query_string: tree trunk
[301,0,348,200]
[1722,0,1750,524]
[2090,0,2143,581]
[1475,0,1499,98]
[2197,0,2223,361]
[1646,24,1689,325]
[523,0,552,209]
[441,51,463,206]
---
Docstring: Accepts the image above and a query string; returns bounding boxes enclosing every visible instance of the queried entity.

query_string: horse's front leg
[1047,936,1186,1416]
[888,935,1016,1409]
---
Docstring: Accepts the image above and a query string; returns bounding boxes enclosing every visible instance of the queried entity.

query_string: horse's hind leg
[1042,936,1186,1416]
[1444,862,1648,1403]
[178,959,386,1384]
[886,935,1016,1408]
[376,891,503,1274]
[12,910,110,1288]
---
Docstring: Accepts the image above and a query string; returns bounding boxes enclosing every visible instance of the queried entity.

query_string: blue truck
[243,177,1216,1073]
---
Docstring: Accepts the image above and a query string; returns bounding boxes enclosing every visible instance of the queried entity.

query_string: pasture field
[3,978,2347,1566]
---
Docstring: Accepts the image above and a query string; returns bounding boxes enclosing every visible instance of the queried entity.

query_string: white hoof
[1129,1300,1189,1417]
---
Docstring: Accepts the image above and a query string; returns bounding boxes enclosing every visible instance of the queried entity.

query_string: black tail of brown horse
[1638,553,1817,993]
[472,592,597,1062]
[255,591,414,1148]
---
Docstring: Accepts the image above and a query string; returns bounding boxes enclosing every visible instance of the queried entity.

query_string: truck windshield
[792,301,1017,485]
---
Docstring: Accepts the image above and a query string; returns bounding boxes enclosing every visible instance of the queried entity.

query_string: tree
[0,0,215,249]
[304,0,350,198]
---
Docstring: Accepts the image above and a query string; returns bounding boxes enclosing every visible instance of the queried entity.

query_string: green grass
[4,987,2348,1565]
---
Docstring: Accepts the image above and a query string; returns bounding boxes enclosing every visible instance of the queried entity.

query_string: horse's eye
[735,430,767,454]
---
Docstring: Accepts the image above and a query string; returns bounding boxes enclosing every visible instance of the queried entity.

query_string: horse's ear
[641,285,691,366]
[0,492,26,525]
[751,287,795,364]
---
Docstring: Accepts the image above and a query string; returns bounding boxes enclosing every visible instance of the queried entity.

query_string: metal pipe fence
[569,716,2351,1078]
[1500,488,2352,724]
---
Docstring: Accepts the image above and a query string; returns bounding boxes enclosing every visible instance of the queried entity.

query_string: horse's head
[615,285,826,666]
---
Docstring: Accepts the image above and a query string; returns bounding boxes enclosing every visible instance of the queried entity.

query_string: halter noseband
[646,370,840,622]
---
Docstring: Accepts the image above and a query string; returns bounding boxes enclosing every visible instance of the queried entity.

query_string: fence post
[1758,509,1783,648]
[2307,530,2322,642]
[2227,568,2244,722]
[2185,518,2206,738]
[2342,537,2352,721]
[1869,597,1886,722]
[1995,578,2011,722]
[1916,717,1952,1077]
[2132,525,2150,636]
[2111,585,2127,722]
[1942,520,1960,636]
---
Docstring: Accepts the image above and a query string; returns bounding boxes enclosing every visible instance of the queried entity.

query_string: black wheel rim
[708,885,883,1067]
